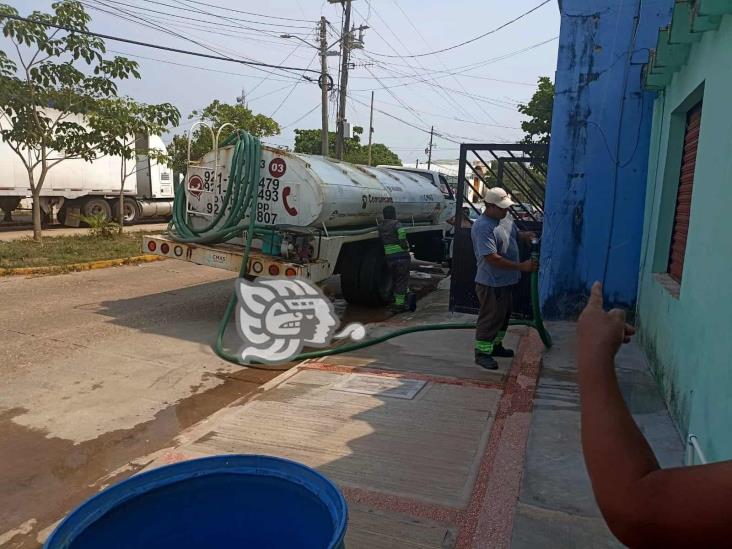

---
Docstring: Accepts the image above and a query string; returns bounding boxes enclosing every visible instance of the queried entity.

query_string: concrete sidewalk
[511,322,684,548]
[132,288,542,548]
[53,288,682,548]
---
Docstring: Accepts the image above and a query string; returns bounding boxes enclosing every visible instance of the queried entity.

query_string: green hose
[169,131,552,371]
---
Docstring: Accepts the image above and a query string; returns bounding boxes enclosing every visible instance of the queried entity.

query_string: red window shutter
[668,103,702,283]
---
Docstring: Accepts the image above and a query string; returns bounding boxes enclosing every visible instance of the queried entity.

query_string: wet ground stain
[0,369,275,548]
[0,267,447,547]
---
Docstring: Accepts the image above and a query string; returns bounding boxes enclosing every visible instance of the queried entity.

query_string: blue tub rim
[44,454,348,549]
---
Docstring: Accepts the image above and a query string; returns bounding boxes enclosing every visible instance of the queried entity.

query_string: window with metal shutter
[668,102,702,283]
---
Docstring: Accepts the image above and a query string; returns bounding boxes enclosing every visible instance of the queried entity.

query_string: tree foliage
[0,0,146,240]
[293,127,401,166]
[517,76,554,146]
[167,100,280,173]
[88,97,179,231]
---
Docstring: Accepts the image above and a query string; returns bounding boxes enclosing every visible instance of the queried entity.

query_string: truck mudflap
[142,235,333,282]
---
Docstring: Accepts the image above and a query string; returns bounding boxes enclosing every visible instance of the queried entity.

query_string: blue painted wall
[540,0,673,318]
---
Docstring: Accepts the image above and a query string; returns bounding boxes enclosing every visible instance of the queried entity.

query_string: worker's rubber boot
[388,303,409,315]
[475,352,498,370]
[491,344,515,358]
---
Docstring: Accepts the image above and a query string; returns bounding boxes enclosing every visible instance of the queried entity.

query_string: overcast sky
[12,1,560,164]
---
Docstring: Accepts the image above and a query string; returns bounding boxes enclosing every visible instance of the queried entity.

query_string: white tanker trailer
[143,145,455,306]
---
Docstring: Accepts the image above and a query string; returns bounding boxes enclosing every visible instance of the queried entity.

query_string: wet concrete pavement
[0,260,447,547]
[1,258,684,548]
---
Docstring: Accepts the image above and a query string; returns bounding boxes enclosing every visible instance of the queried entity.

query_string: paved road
[0,259,446,547]
[0,221,169,242]
[0,261,279,547]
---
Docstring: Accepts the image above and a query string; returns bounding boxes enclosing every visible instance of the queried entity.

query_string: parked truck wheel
[0,196,21,223]
[339,241,392,307]
[81,197,112,221]
[113,198,140,225]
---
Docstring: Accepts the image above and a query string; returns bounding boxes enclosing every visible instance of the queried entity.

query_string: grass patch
[0,233,149,270]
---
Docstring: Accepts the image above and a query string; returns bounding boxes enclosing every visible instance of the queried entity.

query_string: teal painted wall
[638,15,732,462]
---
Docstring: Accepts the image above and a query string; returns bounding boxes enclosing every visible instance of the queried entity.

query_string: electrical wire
[0,12,322,77]
[367,0,552,58]
[175,0,318,23]
[106,49,303,83]
[82,0,316,83]
[358,37,558,82]
[350,91,522,130]
[352,4,476,124]
[372,2,500,126]
[269,51,319,117]
[281,103,320,129]
[66,0,318,83]
[101,0,315,32]
[92,7,316,53]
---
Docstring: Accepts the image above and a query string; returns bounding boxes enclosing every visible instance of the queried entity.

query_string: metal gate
[449,143,549,315]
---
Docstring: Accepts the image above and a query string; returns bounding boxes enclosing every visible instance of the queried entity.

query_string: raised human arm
[578,282,732,548]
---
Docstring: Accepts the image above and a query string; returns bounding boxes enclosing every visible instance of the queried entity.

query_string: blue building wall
[540,0,673,318]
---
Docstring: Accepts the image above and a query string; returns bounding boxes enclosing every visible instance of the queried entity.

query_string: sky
[9,0,561,164]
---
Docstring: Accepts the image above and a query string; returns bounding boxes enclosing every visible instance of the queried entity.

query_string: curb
[0,255,166,277]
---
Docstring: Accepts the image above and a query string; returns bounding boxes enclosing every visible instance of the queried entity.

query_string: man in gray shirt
[471,188,537,370]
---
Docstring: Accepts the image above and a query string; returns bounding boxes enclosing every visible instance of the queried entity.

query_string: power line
[270,51,319,117]
[166,0,318,23]
[376,1,500,127]
[282,103,320,129]
[82,0,318,83]
[0,13,322,76]
[348,93,490,145]
[352,3,476,124]
[350,91,522,129]
[357,62,531,113]
[368,0,553,58]
[99,0,314,36]
[358,37,558,85]
[93,7,315,53]
[107,49,303,83]
[138,0,313,29]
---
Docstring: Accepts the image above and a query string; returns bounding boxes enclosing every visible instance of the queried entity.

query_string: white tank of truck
[146,142,455,307]
[186,146,452,232]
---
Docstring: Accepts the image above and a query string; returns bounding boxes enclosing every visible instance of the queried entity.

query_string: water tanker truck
[144,139,455,306]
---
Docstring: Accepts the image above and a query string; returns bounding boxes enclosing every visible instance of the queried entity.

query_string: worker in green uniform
[378,205,411,312]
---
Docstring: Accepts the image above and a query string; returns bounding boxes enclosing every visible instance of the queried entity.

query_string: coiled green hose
[169,131,551,371]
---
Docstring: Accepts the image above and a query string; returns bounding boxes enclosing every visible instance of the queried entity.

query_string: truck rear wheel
[339,241,392,307]
[81,197,112,221]
[113,198,140,225]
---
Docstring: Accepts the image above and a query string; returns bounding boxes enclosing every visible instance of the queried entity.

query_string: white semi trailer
[144,145,455,306]
[0,110,176,225]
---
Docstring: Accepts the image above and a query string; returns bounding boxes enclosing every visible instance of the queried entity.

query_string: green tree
[0,1,143,240]
[518,76,554,146]
[293,127,401,166]
[88,97,179,233]
[168,100,280,173]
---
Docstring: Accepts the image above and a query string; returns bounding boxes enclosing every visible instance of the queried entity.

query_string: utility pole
[236,87,247,108]
[335,0,352,160]
[367,91,374,166]
[426,126,434,170]
[319,16,329,157]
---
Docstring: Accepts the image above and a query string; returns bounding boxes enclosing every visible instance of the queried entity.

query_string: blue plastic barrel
[45,455,348,549]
